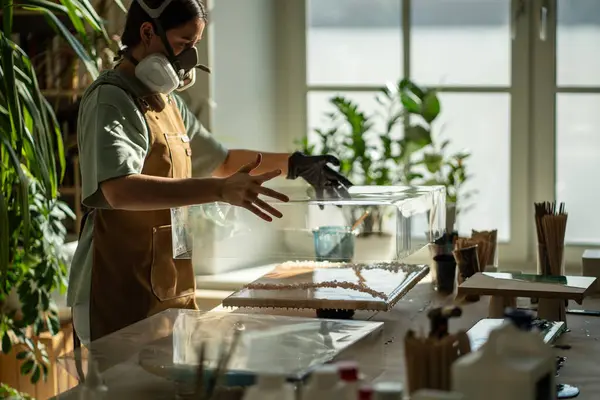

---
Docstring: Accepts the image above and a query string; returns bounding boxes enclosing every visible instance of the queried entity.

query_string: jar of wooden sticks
[455,231,497,274]
[453,245,481,302]
[471,230,498,271]
[404,307,471,395]
[534,201,568,322]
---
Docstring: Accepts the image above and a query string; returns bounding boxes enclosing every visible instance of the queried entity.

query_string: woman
[67,0,352,345]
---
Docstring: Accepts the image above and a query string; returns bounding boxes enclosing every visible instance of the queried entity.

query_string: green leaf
[423,153,444,173]
[1,331,11,354]
[2,0,13,35]
[405,173,424,182]
[112,0,127,12]
[21,359,35,375]
[400,91,421,114]
[0,188,8,281]
[398,78,425,99]
[423,178,444,186]
[404,125,432,147]
[23,6,99,80]
[16,351,29,360]
[30,363,41,384]
[48,315,60,336]
[421,90,441,123]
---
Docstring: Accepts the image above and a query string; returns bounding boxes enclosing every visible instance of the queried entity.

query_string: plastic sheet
[170,185,446,275]
[58,309,384,389]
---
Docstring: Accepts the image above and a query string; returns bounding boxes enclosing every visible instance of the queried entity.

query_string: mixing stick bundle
[404,307,471,394]
[453,245,481,302]
[534,202,568,276]
[534,201,569,322]
[455,229,497,271]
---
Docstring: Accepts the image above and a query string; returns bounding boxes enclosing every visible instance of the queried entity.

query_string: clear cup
[313,226,355,262]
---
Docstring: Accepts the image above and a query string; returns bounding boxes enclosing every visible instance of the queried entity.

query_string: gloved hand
[287,152,353,205]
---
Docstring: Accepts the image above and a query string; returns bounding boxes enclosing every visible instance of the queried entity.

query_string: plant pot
[433,254,456,294]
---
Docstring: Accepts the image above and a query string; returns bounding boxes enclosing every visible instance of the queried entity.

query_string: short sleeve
[78,85,149,208]
[173,93,228,178]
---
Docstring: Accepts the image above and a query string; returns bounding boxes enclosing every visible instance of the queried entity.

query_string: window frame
[274,0,597,271]
[531,0,600,268]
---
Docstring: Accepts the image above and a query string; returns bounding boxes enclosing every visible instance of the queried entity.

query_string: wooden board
[222,262,429,311]
[458,272,597,303]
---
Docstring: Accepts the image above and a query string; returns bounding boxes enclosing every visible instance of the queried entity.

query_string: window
[306,0,514,244]
[280,0,600,267]
[554,0,600,245]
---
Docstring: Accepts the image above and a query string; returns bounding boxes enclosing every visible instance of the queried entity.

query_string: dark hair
[121,0,207,48]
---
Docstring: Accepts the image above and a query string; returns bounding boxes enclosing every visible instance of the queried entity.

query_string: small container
[373,382,403,400]
[359,385,374,400]
[451,315,555,400]
[313,226,355,262]
[433,254,456,294]
[243,373,295,400]
[338,361,360,400]
[302,365,345,400]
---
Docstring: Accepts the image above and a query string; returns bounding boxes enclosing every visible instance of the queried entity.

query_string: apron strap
[72,209,93,383]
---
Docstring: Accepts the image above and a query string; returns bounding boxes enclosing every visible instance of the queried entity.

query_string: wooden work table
[52,278,600,399]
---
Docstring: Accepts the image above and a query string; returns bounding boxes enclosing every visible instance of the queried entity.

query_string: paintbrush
[207,324,244,400]
[195,342,206,398]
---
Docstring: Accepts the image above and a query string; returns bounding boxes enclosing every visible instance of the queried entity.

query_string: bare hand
[220,154,289,221]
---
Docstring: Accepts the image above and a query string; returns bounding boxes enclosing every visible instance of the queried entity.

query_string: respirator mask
[130,0,211,95]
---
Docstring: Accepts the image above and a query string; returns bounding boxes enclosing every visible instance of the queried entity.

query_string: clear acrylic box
[171,185,445,275]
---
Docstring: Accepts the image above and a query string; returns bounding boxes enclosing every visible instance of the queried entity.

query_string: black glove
[287,152,353,204]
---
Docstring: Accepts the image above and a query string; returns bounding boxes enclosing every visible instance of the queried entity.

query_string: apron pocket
[150,225,195,302]
[164,133,192,179]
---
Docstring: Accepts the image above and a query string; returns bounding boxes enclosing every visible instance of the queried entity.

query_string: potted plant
[393,79,476,233]
[299,79,474,257]
[1,0,110,395]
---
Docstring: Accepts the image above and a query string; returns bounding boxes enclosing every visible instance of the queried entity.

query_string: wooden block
[538,298,567,324]
[582,250,600,295]
[0,323,78,399]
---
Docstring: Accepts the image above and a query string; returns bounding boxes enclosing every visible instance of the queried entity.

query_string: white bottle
[301,365,345,400]
[338,361,361,400]
[452,321,556,400]
[373,382,403,400]
[79,358,108,400]
[243,373,295,400]
[413,389,464,399]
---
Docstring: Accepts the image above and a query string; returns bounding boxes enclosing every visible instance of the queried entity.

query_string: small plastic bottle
[243,373,295,400]
[359,385,374,400]
[373,382,403,400]
[301,365,344,400]
[338,361,361,400]
[79,359,108,400]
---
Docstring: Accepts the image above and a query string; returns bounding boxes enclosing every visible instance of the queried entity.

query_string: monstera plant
[0,0,119,393]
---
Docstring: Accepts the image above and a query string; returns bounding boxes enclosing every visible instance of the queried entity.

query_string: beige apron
[89,93,197,341]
